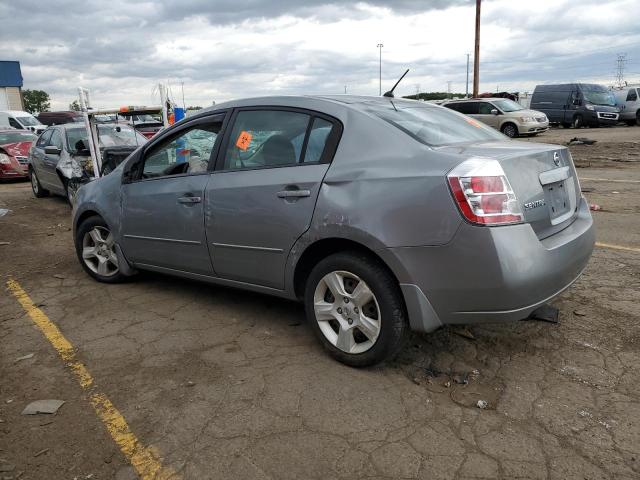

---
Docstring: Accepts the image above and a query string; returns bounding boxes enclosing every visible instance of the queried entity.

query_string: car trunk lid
[438,141,581,239]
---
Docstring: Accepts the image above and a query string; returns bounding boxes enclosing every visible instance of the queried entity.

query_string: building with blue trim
[0,61,24,110]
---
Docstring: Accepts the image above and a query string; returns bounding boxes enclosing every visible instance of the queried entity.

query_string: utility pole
[447,81,452,99]
[377,43,384,95]
[466,53,470,97]
[473,0,481,97]
[181,81,186,110]
[615,53,627,87]
[344,85,347,94]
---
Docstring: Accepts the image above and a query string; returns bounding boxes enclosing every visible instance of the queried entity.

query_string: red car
[0,129,37,179]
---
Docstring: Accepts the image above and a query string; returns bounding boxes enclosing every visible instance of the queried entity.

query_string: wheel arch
[500,121,518,135]
[291,237,403,301]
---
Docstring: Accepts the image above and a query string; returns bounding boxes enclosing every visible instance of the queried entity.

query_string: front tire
[572,114,584,128]
[75,216,128,283]
[30,168,49,198]
[501,123,518,138]
[304,251,408,367]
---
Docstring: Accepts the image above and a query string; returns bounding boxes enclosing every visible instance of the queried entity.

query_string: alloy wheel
[313,270,381,354]
[82,226,119,277]
[503,124,517,138]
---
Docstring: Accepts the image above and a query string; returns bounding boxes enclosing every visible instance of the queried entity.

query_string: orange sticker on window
[235,131,252,151]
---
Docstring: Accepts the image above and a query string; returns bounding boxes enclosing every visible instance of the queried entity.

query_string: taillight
[447,158,523,226]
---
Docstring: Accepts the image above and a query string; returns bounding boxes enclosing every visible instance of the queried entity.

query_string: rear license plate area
[544,180,571,220]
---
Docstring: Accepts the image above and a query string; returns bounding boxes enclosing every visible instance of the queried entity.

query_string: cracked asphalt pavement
[1,126,639,479]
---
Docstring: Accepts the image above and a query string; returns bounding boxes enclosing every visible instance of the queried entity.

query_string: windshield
[16,115,41,126]
[0,131,37,144]
[493,99,524,112]
[367,102,505,146]
[66,125,147,152]
[582,85,616,106]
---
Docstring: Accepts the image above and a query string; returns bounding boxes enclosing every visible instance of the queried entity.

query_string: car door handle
[277,189,311,198]
[177,196,202,204]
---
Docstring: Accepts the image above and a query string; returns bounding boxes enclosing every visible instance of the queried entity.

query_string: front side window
[8,117,22,129]
[627,89,638,102]
[141,122,221,178]
[367,103,505,147]
[36,129,53,147]
[49,130,63,150]
[222,110,312,170]
[478,102,495,115]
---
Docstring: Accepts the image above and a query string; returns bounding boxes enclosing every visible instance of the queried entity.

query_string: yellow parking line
[581,177,640,184]
[595,242,640,253]
[6,279,179,480]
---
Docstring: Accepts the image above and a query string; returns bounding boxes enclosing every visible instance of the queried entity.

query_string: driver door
[121,113,227,275]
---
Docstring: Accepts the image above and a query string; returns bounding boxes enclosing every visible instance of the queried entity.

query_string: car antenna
[383,69,409,98]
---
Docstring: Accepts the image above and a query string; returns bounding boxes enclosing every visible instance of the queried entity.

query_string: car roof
[445,97,504,103]
[188,94,439,121]
[0,110,37,116]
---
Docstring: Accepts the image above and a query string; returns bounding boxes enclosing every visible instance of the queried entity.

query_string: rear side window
[446,102,479,115]
[222,110,335,170]
[627,89,638,102]
[367,103,504,147]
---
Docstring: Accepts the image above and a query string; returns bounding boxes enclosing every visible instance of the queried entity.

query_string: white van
[613,86,640,126]
[0,110,47,134]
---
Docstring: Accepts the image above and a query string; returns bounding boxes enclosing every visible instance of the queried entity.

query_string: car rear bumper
[392,196,595,332]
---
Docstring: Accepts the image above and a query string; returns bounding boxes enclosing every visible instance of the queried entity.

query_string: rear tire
[75,216,129,283]
[572,114,584,128]
[501,123,518,138]
[29,168,49,198]
[624,120,636,126]
[304,251,408,367]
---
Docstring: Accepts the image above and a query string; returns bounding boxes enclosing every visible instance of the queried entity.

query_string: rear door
[121,113,226,275]
[41,128,66,193]
[205,108,342,289]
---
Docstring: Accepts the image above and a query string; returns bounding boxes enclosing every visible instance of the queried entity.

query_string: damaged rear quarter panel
[284,106,464,293]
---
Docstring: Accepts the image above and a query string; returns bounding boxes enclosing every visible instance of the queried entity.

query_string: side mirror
[491,109,499,115]
[44,146,61,155]
[573,98,581,106]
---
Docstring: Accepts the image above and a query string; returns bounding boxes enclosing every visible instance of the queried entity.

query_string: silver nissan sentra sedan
[71,95,595,367]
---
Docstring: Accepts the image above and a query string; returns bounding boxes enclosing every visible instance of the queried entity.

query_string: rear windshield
[66,125,146,152]
[367,103,505,146]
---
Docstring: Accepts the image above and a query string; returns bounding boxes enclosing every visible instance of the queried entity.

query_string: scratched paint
[6,279,179,480]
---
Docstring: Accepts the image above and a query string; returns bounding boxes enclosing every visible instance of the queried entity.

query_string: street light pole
[377,43,384,95]
[466,53,470,97]
[472,0,481,97]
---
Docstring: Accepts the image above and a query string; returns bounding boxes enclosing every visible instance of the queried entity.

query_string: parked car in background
[0,110,46,134]
[530,83,619,128]
[129,113,164,139]
[71,95,594,367]
[29,123,147,204]
[612,86,640,126]
[444,97,548,137]
[38,111,84,126]
[0,129,37,179]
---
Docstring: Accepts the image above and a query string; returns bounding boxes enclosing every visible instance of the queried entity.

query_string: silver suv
[444,97,549,137]
[72,96,594,366]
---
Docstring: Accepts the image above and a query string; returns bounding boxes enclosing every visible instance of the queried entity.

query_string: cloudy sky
[1,0,639,110]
